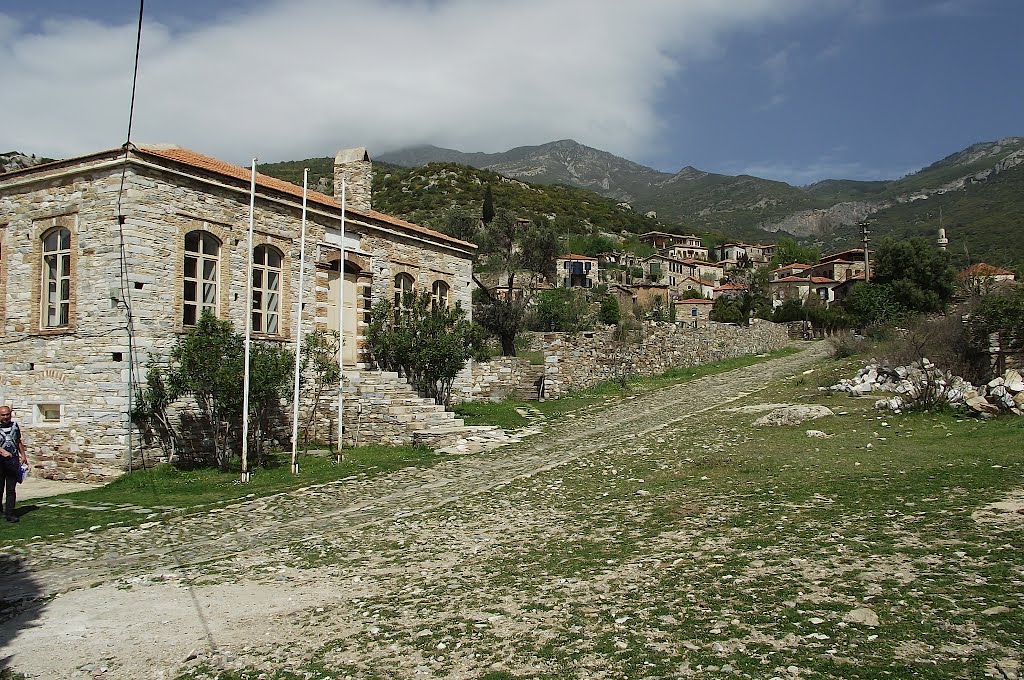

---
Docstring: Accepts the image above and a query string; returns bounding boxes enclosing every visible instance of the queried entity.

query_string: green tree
[437,206,479,244]
[247,342,295,468]
[166,311,244,470]
[474,210,561,355]
[482,185,495,225]
[770,237,820,268]
[533,288,591,332]
[872,236,956,313]
[298,329,341,454]
[841,281,904,329]
[710,297,743,324]
[367,293,484,405]
[598,294,621,325]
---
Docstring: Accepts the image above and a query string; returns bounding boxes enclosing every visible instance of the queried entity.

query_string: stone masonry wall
[451,356,545,404]
[540,320,789,399]
[1,153,474,480]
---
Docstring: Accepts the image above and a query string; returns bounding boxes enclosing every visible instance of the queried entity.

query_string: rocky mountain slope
[378,137,1024,244]
[0,151,49,173]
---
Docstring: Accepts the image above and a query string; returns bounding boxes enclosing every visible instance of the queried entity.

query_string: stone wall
[540,320,789,399]
[451,356,545,404]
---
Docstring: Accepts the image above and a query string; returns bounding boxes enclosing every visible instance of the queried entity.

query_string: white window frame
[252,245,283,335]
[41,227,72,328]
[183,231,220,326]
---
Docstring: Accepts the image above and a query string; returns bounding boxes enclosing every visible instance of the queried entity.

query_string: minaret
[937,227,948,251]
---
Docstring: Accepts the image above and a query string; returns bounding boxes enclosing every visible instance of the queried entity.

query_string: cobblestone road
[4,343,827,600]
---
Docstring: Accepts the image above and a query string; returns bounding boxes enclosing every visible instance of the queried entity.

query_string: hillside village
[3,141,1023,482]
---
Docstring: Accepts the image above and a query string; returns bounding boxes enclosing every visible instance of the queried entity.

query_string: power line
[115,0,146,474]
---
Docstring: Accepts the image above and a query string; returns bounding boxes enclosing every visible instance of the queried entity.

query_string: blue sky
[2,0,1021,186]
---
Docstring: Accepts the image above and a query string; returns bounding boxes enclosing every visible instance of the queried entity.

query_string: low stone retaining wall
[451,356,545,404]
[539,320,788,399]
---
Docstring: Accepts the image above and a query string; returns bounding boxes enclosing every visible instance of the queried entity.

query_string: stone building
[0,144,475,480]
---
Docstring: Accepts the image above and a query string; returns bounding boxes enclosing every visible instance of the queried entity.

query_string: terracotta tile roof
[133,145,475,250]
[677,298,713,304]
[809,276,838,284]
[715,282,748,290]
[770,263,811,272]
[773,275,810,283]
[961,263,1015,278]
[558,253,598,261]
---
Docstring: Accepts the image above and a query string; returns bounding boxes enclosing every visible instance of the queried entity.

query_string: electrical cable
[114,0,146,475]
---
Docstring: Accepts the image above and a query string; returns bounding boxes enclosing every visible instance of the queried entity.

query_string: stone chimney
[334,147,372,212]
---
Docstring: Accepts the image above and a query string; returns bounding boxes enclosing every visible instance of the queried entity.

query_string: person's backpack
[0,422,20,457]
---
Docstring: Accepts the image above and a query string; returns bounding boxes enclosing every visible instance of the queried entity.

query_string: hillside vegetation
[259,158,665,239]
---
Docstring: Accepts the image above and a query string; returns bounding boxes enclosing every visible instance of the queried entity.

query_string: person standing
[0,406,28,523]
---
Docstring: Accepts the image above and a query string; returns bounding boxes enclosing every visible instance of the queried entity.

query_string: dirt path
[0,343,830,679]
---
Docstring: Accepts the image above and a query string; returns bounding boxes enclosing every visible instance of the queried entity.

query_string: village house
[803,258,866,283]
[769,262,811,281]
[713,242,775,268]
[0,143,475,480]
[672,298,714,327]
[959,263,1017,295]
[674,275,716,299]
[769,275,840,307]
[555,253,598,289]
[712,282,748,299]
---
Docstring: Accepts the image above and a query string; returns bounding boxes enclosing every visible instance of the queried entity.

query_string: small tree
[131,363,179,466]
[598,294,621,325]
[167,311,244,470]
[247,342,295,468]
[482,185,495,225]
[533,288,591,332]
[474,210,560,355]
[299,329,342,452]
[368,293,483,405]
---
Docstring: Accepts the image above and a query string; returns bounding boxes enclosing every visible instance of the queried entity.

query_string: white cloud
[0,0,820,164]
[726,158,911,185]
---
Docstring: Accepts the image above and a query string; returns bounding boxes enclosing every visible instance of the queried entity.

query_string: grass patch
[2,445,439,544]
[455,346,802,428]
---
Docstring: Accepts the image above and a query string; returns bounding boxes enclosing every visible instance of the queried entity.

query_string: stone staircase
[346,371,515,454]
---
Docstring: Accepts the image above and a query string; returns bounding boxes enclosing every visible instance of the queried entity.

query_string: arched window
[431,280,450,309]
[183,231,220,326]
[394,273,415,319]
[41,227,72,327]
[252,245,282,334]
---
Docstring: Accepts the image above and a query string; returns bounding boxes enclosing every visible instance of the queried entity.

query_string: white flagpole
[336,180,346,463]
[290,168,309,475]
[241,157,257,483]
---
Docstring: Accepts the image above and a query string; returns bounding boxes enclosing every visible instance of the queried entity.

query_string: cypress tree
[482,185,495,225]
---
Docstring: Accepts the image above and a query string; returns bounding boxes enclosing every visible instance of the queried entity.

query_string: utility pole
[860,222,871,283]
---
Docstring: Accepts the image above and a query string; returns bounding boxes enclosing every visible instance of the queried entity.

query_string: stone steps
[348,370,509,451]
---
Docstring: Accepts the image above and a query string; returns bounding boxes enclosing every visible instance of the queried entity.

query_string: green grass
[455,346,801,428]
[157,348,1024,679]
[2,445,439,544]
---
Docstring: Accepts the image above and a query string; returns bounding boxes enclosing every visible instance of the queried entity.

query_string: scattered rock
[844,607,879,627]
[982,605,1011,616]
[826,361,1024,417]
[753,405,835,427]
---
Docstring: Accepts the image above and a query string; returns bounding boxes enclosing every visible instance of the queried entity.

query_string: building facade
[0,144,474,479]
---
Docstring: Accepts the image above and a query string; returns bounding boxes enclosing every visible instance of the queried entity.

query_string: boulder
[844,607,880,627]
[754,405,835,427]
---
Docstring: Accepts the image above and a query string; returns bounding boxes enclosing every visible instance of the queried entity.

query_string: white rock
[844,607,879,626]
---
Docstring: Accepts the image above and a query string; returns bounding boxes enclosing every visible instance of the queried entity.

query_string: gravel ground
[3,342,1019,679]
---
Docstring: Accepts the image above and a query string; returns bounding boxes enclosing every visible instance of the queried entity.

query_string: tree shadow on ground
[0,555,46,674]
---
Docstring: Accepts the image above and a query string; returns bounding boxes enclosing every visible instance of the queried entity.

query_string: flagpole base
[240,470,251,483]
[291,463,300,475]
